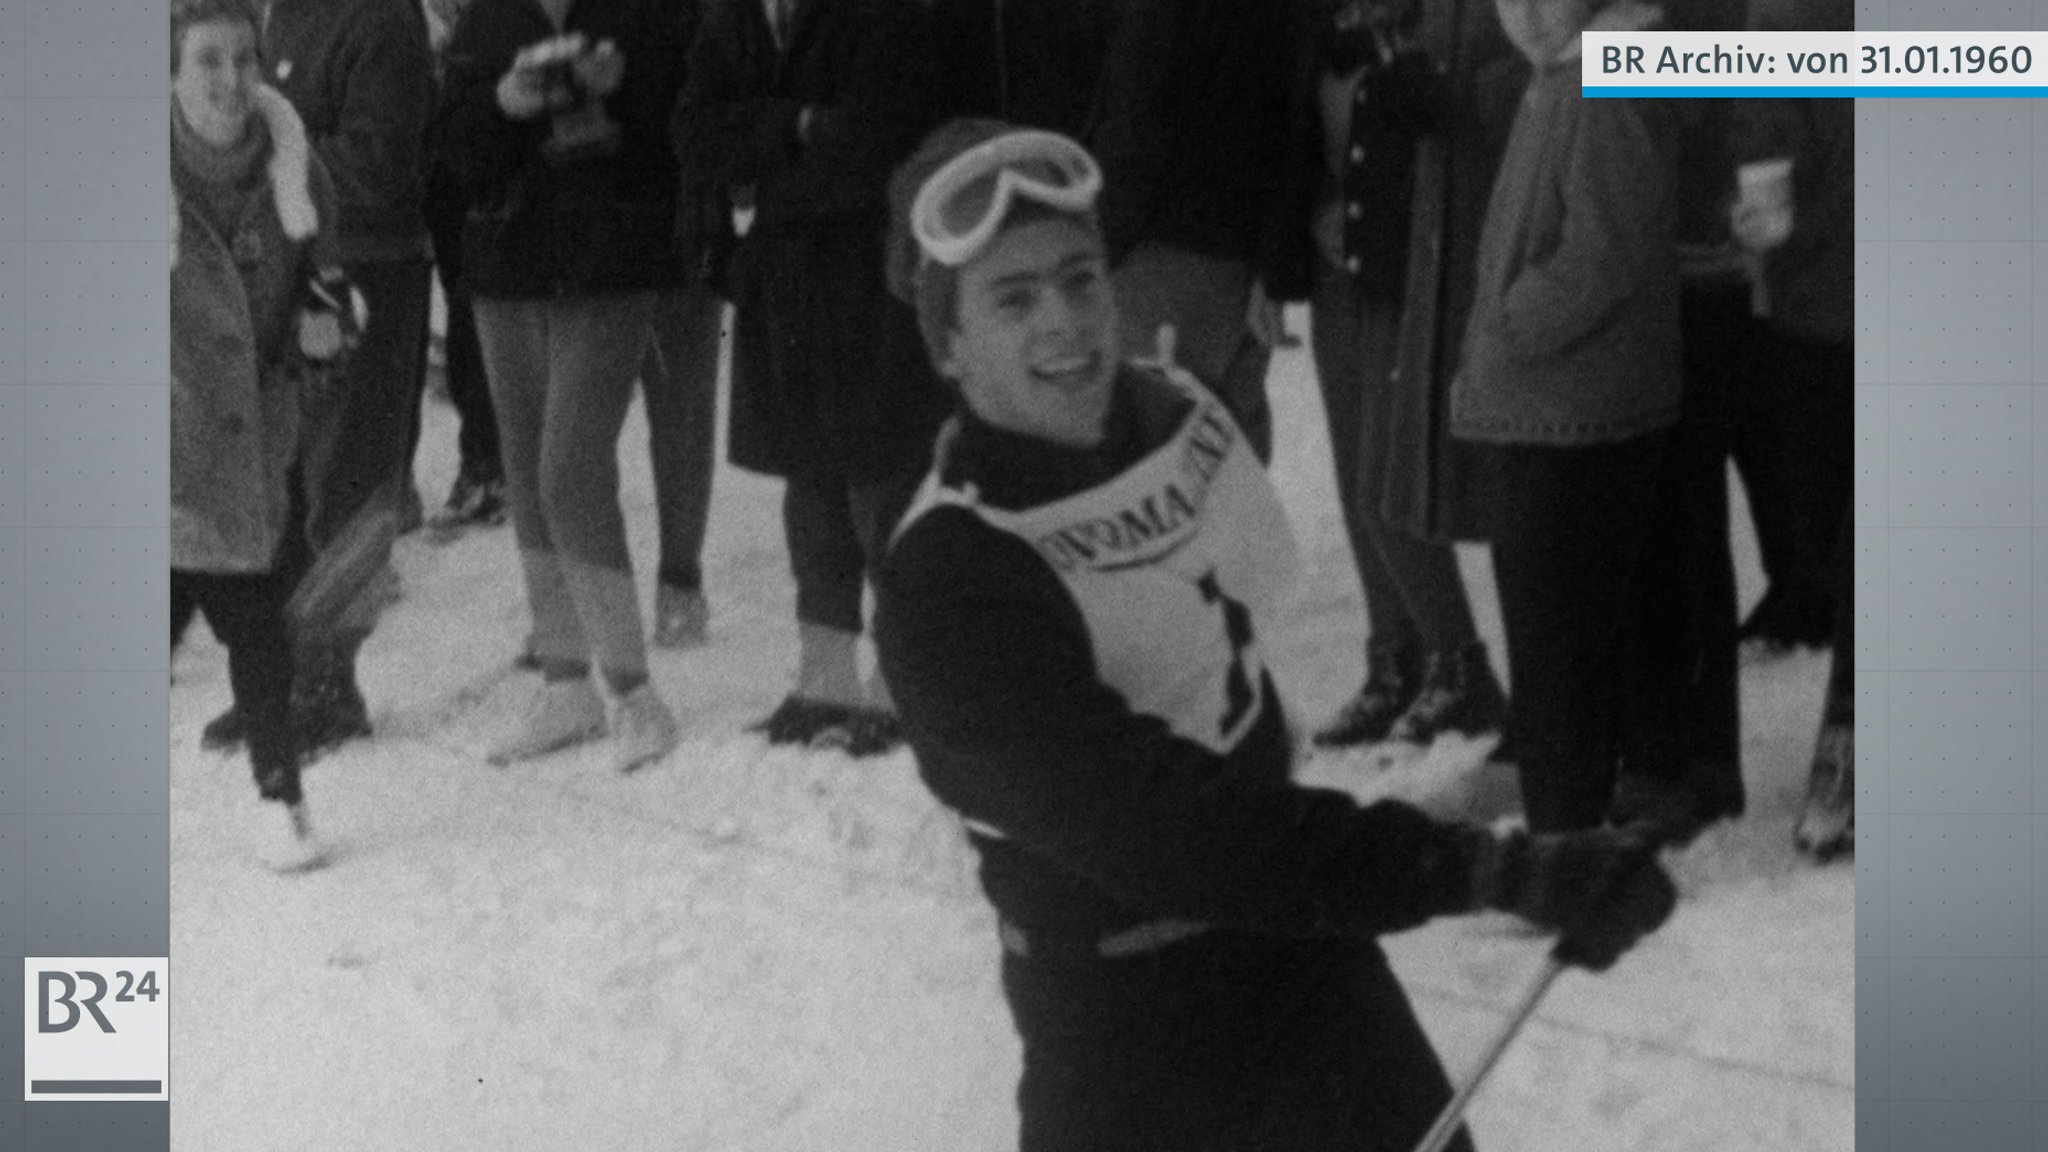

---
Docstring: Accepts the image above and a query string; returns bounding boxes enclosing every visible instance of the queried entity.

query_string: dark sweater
[436,0,692,299]
[874,368,1490,942]
[929,0,1114,140]
[264,0,434,263]
[1087,0,1299,266]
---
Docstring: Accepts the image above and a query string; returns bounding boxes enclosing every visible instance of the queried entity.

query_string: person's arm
[875,513,1493,940]
[674,0,937,222]
[314,6,434,224]
[1496,97,1675,360]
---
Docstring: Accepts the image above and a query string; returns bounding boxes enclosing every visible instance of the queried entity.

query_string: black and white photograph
[166,0,1854,1146]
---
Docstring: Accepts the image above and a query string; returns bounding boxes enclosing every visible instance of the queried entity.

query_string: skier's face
[174,20,261,149]
[942,217,1118,449]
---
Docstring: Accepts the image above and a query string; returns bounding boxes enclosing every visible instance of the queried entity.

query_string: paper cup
[1736,157,1794,213]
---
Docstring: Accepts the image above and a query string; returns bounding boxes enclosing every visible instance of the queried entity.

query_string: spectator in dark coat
[1271,0,1512,754]
[1088,0,1301,463]
[927,0,1113,139]
[257,0,436,756]
[672,0,952,755]
[436,0,693,774]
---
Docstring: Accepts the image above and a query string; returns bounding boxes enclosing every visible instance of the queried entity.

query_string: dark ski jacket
[875,367,1492,943]
[263,0,434,264]
[435,0,692,299]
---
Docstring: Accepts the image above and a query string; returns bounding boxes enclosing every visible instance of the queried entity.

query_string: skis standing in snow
[873,119,1678,1152]
[171,0,345,872]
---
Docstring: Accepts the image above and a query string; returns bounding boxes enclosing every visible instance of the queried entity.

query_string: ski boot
[1385,643,1507,745]
[1794,722,1854,861]
[611,683,679,774]
[1312,639,1419,749]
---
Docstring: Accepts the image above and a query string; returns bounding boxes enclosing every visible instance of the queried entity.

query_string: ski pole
[1410,953,1566,1152]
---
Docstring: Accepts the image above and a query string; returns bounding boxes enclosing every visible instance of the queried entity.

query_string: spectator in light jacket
[1453,0,1731,841]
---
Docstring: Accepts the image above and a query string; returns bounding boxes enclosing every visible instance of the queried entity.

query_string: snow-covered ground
[168,310,1852,1151]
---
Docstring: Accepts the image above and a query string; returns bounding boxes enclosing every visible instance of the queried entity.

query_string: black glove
[1474,828,1677,972]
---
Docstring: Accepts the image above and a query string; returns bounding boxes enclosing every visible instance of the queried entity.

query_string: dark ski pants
[1824,510,1853,728]
[643,284,724,593]
[1490,430,1699,833]
[1002,931,1473,1152]
[782,469,923,637]
[172,566,302,805]
[418,161,501,487]
[1671,285,1748,806]
[1729,318,1852,619]
[1309,264,1481,655]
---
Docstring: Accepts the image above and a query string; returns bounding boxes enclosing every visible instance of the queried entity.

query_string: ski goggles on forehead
[910,129,1104,268]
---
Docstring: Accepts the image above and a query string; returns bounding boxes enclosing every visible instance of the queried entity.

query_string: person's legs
[1491,438,1663,833]
[534,292,660,689]
[839,464,930,750]
[781,473,867,701]
[177,569,300,801]
[303,258,433,553]
[1797,510,1855,858]
[643,283,724,646]
[421,166,505,530]
[1308,270,1423,746]
[171,573,197,653]
[1113,244,1272,461]
[291,257,432,742]
[1609,431,1739,839]
[1003,936,1472,1152]
[476,297,587,673]
[1607,294,1746,838]
[1774,331,1855,639]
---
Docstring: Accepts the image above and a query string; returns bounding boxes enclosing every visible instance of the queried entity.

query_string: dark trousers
[1730,323,1853,613]
[1669,286,1748,801]
[1310,267,1480,654]
[783,470,924,636]
[642,285,724,591]
[419,163,501,484]
[1824,510,1853,727]
[1491,432,1688,832]
[172,567,301,804]
[298,257,433,650]
[1003,933,1471,1152]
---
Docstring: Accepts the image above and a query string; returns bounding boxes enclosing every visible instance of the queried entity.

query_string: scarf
[171,84,318,258]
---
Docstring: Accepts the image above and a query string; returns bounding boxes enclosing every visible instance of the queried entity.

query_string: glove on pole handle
[1410,954,1566,1152]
